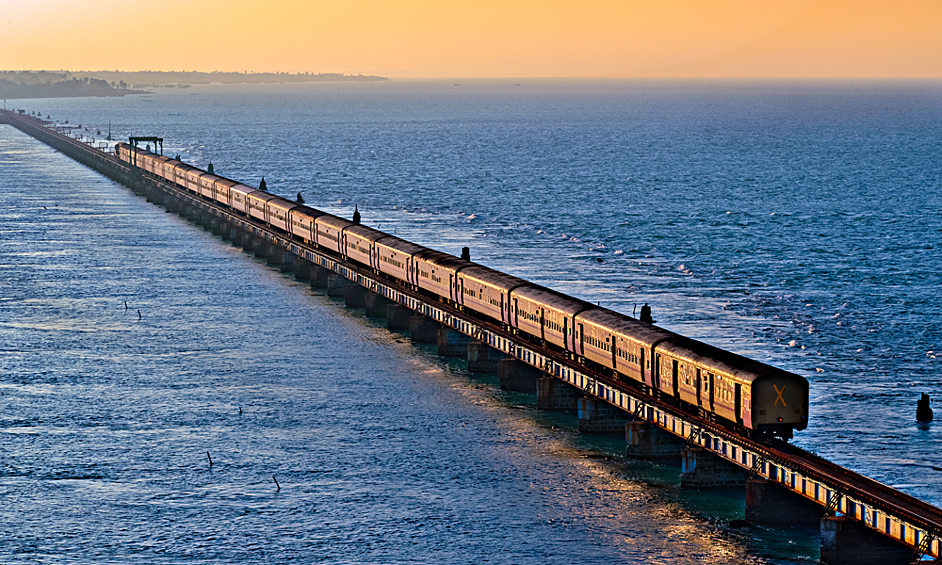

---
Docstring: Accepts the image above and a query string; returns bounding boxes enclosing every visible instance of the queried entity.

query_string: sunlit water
[3,79,941,563]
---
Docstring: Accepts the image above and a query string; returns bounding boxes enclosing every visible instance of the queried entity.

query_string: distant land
[0,70,389,99]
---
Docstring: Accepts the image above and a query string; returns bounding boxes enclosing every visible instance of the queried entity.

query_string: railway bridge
[3,107,940,565]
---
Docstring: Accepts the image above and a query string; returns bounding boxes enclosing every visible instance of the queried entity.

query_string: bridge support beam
[745,479,823,527]
[437,328,471,357]
[625,421,686,460]
[578,397,631,435]
[386,305,412,331]
[364,293,394,318]
[537,377,580,414]
[681,447,747,488]
[344,284,368,308]
[467,341,506,373]
[326,274,349,298]
[498,359,541,393]
[820,516,914,565]
[409,315,440,344]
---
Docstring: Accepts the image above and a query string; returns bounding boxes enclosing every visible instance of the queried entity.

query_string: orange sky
[3,0,941,78]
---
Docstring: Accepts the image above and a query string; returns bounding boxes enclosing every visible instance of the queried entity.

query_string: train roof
[344,224,389,242]
[290,206,327,221]
[374,235,427,255]
[315,214,354,230]
[512,285,594,316]
[246,191,280,203]
[458,265,529,292]
[230,184,257,197]
[575,308,677,347]
[267,196,300,213]
[413,249,473,273]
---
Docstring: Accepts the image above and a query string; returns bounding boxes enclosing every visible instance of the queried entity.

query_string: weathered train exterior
[114,142,810,439]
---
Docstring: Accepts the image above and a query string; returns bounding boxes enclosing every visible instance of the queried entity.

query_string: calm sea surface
[2,80,941,563]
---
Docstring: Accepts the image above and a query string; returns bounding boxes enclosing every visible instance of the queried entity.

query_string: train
[115,142,809,440]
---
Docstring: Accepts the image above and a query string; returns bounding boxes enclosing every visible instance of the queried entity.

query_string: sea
[1,79,941,564]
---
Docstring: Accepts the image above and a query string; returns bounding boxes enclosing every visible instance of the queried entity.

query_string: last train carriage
[115,142,810,440]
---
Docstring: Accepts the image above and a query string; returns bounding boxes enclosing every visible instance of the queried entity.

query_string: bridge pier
[437,328,471,357]
[820,516,914,565]
[745,478,823,527]
[680,447,748,488]
[498,359,541,393]
[268,250,296,271]
[409,315,440,344]
[293,258,314,281]
[537,376,580,414]
[625,421,686,460]
[310,266,330,288]
[344,284,368,308]
[386,305,413,330]
[364,293,394,318]
[467,341,506,373]
[578,397,631,435]
[327,274,349,298]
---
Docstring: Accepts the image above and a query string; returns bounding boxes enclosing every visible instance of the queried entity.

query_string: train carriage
[246,190,279,224]
[575,309,673,390]
[212,178,240,208]
[342,225,387,269]
[375,237,426,287]
[266,197,298,232]
[288,206,324,244]
[314,215,352,254]
[508,286,592,351]
[174,164,203,194]
[456,266,528,325]
[414,250,471,304]
[197,172,222,199]
[228,184,256,215]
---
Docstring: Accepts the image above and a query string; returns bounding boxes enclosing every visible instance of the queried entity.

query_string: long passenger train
[116,142,809,440]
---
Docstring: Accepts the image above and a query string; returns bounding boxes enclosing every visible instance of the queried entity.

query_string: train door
[577,323,585,357]
[500,292,507,324]
[610,335,617,369]
[734,383,743,426]
[539,309,546,341]
[695,369,702,407]
[708,372,715,413]
[563,317,570,351]
[513,298,519,328]
[641,348,647,385]
[651,349,660,390]
[672,359,680,397]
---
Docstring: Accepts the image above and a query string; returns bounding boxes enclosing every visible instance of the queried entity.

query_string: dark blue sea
[2,79,941,563]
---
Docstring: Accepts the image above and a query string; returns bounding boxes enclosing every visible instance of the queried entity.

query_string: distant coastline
[0,70,388,100]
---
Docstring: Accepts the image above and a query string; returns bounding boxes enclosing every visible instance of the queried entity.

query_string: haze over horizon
[3,0,941,78]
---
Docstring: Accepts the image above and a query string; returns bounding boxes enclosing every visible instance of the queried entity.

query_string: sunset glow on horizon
[3,0,941,78]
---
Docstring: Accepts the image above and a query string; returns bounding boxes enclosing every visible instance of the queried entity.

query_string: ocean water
[2,79,941,563]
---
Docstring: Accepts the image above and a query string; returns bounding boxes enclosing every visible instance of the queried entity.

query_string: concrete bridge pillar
[209,216,223,235]
[625,421,686,460]
[680,447,748,488]
[537,376,580,414]
[344,284,368,308]
[745,479,823,527]
[386,305,413,331]
[467,341,506,373]
[437,328,471,357]
[254,242,275,259]
[578,397,631,435]
[268,250,296,271]
[820,516,913,565]
[326,274,349,298]
[364,293,394,318]
[310,266,330,288]
[409,315,441,344]
[498,359,542,394]
[294,258,314,281]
